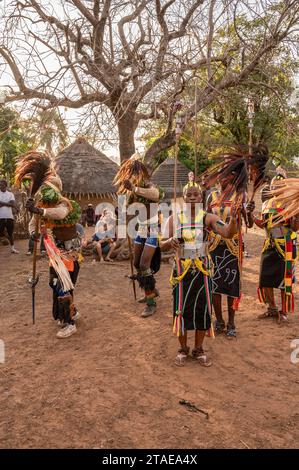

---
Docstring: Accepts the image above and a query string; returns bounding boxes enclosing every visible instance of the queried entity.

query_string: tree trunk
[144,130,176,170]
[117,114,137,162]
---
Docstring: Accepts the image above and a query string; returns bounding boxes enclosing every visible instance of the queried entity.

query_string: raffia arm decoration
[271,178,299,224]
[113,153,150,195]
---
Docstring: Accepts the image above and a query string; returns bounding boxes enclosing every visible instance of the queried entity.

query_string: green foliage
[25,109,68,154]
[0,105,69,183]
[144,42,299,173]
[53,200,81,226]
[145,130,214,177]
[0,106,32,182]
[198,17,299,169]
[41,186,60,204]
[208,78,299,168]
[40,187,81,226]
[145,136,168,170]
[147,7,299,173]
[177,137,214,175]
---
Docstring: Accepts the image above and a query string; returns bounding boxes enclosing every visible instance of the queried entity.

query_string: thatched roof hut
[152,157,190,200]
[55,137,118,201]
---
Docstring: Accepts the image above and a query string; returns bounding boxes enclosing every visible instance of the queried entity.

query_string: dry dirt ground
[0,226,299,449]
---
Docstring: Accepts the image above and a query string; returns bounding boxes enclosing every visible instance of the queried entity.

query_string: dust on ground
[0,226,299,449]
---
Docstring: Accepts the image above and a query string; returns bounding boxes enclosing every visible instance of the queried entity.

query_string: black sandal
[258,307,279,319]
[214,320,225,335]
[226,324,236,338]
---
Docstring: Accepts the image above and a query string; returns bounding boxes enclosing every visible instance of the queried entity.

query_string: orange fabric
[62,257,74,272]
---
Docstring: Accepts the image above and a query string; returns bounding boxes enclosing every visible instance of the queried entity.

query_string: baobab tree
[0,0,298,165]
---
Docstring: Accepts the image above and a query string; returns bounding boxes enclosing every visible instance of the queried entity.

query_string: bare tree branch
[207,0,216,81]
[0,0,298,163]
[117,0,150,59]
[70,0,97,26]
[93,0,111,59]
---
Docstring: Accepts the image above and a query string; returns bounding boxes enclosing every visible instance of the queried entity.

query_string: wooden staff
[194,81,198,180]
[247,99,255,208]
[174,114,183,203]
[248,99,255,157]
[173,113,183,266]
[28,208,40,325]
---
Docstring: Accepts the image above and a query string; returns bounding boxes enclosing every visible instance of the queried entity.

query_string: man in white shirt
[0,179,19,253]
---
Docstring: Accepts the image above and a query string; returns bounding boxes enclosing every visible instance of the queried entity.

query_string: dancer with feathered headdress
[253,171,299,321]
[160,183,238,367]
[15,150,83,338]
[204,145,268,338]
[114,153,164,317]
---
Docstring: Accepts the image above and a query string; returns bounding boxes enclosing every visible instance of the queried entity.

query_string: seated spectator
[96,209,115,228]
[96,209,116,236]
[92,223,116,263]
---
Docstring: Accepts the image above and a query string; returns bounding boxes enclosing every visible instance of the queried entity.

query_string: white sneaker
[73,310,80,321]
[141,304,156,318]
[11,248,19,254]
[56,324,77,338]
[26,251,32,256]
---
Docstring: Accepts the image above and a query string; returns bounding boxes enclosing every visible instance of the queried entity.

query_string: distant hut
[55,137,119,217]
[152,157,190,201]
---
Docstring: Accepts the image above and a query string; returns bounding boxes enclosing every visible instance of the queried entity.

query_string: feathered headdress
[15,150,54,197]
[203,145,269,206]
[114,152,150,194]
[270,178,299,223]
[248,145,269,199]
[203,149,248,206]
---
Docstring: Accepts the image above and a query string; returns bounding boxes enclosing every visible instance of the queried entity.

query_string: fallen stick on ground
[179,399,209,419]
[240,439,250,449]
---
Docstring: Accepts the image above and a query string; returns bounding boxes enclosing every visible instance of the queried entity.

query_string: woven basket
[52,225,77,241]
